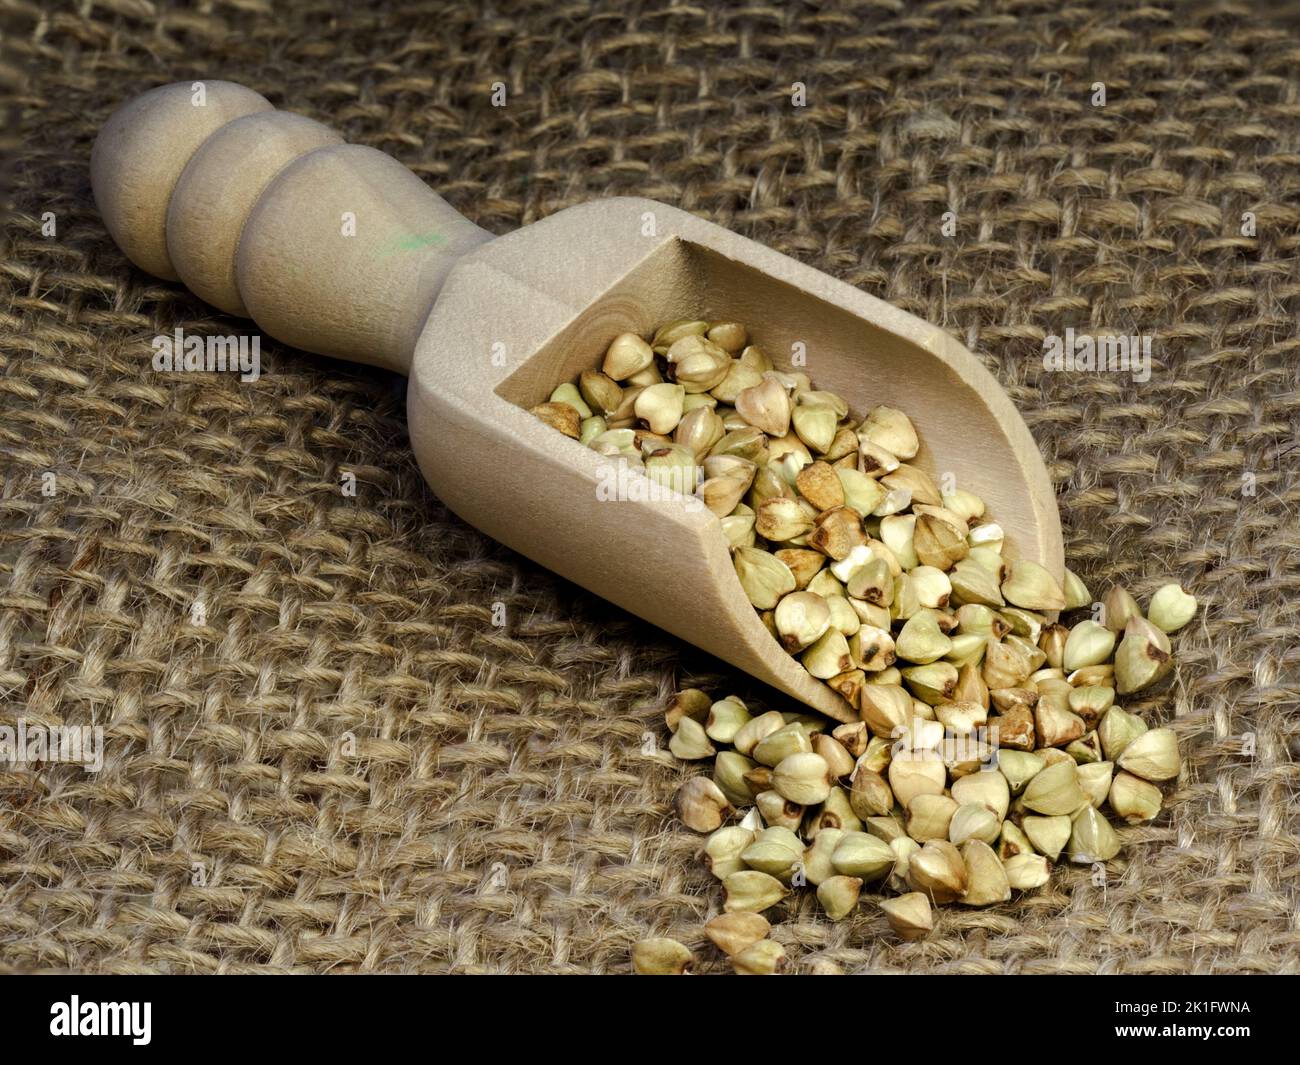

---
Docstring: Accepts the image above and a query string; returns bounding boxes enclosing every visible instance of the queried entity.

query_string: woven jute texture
[2,0,1298,974]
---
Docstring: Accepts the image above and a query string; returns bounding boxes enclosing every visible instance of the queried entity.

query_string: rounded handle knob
[92,80,493,373]
[91,80,273,281]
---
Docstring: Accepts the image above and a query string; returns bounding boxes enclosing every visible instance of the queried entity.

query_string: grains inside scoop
[530,319,1196,966]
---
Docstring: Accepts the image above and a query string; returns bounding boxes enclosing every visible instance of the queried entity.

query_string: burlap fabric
[1,0,1297,975]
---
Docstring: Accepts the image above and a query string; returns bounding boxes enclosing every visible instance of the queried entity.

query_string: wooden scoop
[92,80,1063,723]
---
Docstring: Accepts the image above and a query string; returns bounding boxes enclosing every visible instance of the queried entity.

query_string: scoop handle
[91,80,493,374]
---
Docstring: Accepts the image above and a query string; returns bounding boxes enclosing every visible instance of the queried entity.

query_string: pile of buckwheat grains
[530,319,1197,974]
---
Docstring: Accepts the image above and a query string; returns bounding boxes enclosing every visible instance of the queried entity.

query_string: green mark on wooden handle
[379,230,447,257]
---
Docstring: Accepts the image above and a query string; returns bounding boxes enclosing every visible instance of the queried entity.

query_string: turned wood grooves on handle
[91,80,493,374]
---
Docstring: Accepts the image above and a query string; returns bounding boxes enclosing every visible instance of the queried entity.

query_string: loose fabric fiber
[1,0,1297,973]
